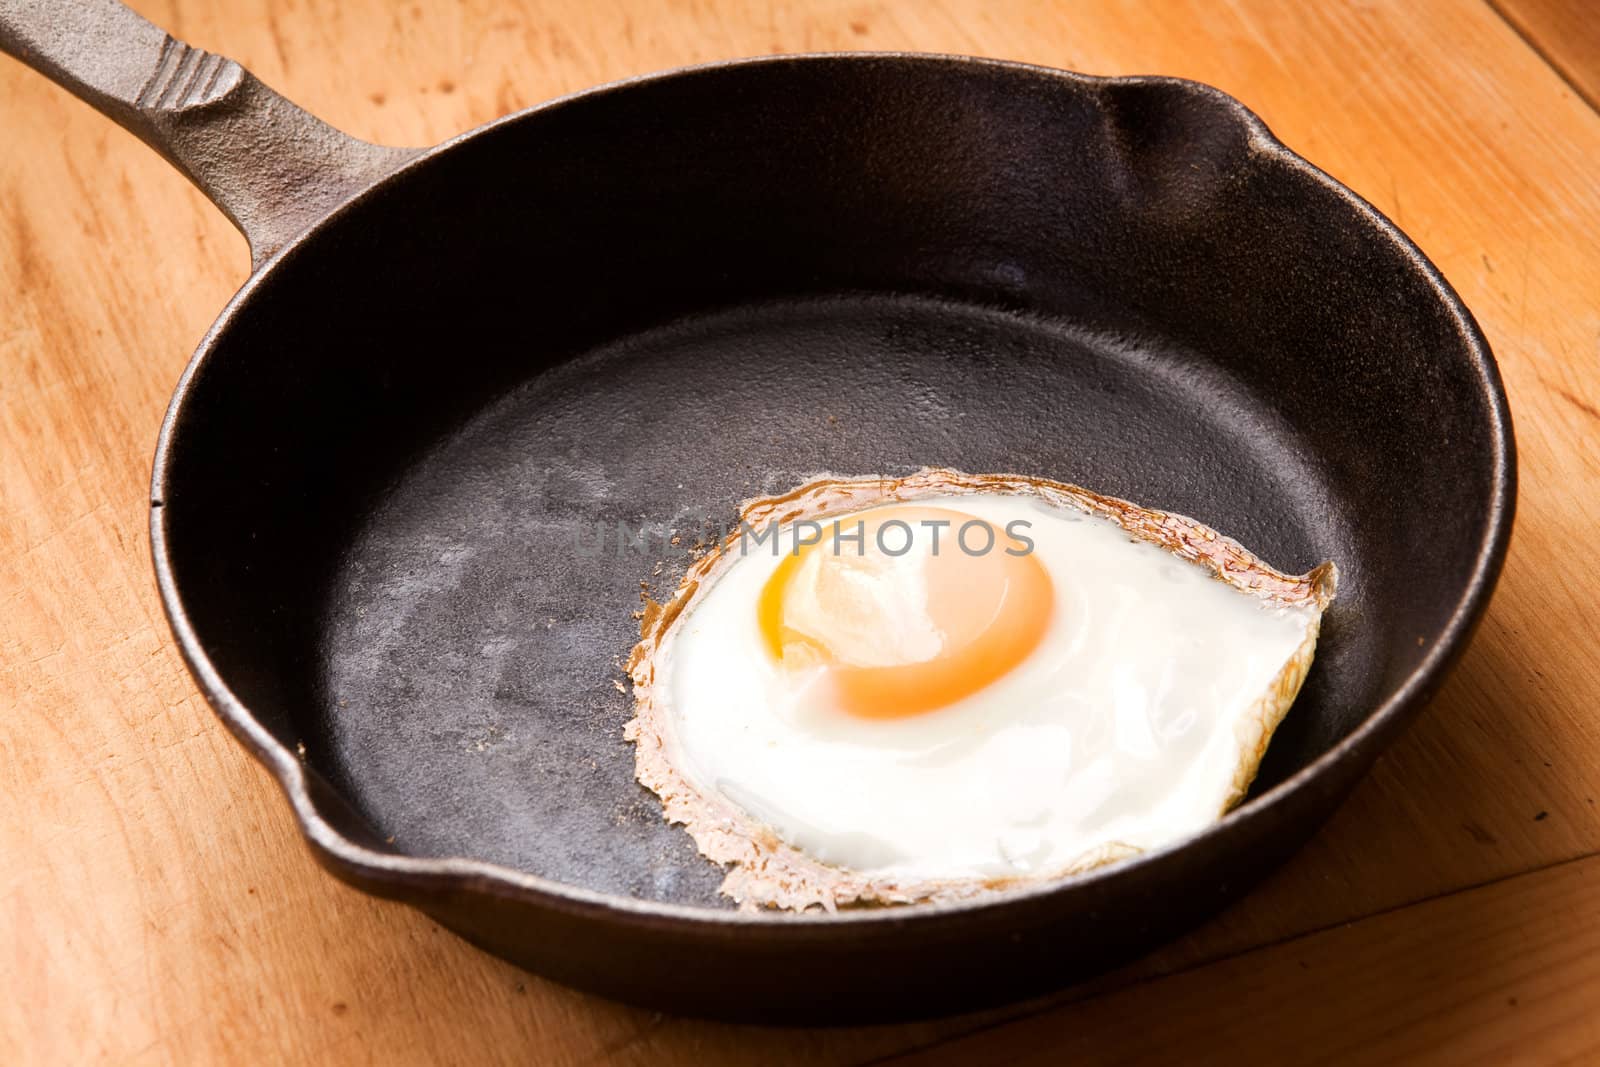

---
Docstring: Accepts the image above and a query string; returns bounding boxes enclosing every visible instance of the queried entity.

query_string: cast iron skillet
[2,0,1514,1024]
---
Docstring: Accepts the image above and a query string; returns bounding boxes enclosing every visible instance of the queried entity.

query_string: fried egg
[626,469,1336,911]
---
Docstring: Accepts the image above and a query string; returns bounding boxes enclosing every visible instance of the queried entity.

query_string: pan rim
[149,50,1517,931]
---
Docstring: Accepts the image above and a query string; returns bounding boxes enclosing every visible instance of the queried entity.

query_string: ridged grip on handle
[0,0,420,269]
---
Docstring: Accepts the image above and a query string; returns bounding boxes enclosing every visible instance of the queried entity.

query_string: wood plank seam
[876,847,1600,1063]
[1484,0,1600,113]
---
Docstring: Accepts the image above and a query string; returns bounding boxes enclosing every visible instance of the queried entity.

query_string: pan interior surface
[156,56,1504,929]
[315,293,1362,906]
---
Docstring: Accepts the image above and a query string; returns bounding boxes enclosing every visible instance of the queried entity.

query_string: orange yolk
[756,506,1053,718]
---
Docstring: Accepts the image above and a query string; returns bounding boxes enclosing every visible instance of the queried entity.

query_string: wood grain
[2,0,1598,1062]
[1493,0,1600,108]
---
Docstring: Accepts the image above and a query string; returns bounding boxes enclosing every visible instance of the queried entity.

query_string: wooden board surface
[3,0,1598,1062]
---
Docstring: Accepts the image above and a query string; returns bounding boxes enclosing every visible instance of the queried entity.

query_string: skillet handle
[0,0,420,269]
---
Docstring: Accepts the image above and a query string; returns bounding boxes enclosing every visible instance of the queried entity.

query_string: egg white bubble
[659,494,1319,883]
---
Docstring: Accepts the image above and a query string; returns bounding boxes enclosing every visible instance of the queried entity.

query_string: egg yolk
[756,506,1053,718]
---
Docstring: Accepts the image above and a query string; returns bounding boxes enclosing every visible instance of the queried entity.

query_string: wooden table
[4,0,1598,1061]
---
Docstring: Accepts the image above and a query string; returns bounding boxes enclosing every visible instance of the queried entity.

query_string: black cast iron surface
[0,3,1515,1023]
[319,294,1363,903]
[151,58,1512,1020]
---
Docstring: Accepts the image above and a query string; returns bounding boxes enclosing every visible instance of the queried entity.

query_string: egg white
[626,470,1336,910]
